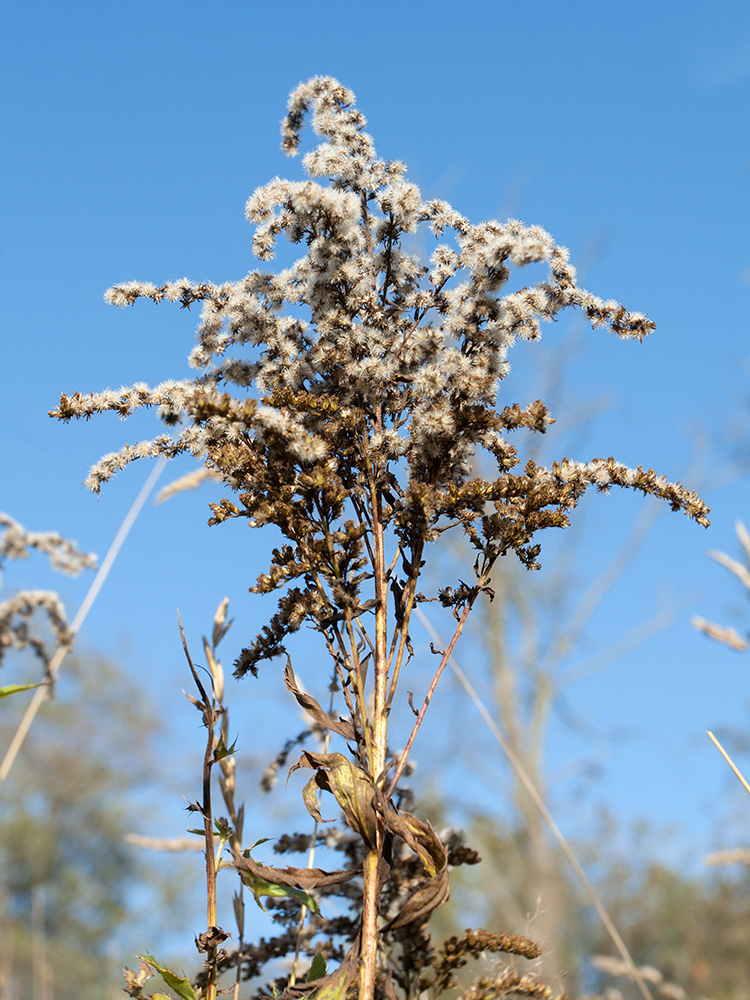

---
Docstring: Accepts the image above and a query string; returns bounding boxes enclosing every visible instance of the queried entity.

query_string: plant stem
[179,615,219,1000]
[202,718,219,1000]
[359,849,381,1000]
[359,452,388,1000]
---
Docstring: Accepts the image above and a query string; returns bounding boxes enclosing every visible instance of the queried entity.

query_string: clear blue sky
[2,0,749,938]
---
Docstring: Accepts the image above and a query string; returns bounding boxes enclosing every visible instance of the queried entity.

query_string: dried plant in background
[586,956,690,1000]
[692,519,750,652]
[0,461,164,790]
[0,512,95,677]
[52,77,709,1000]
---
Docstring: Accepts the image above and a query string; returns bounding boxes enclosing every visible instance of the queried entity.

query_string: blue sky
[2,0,750,947]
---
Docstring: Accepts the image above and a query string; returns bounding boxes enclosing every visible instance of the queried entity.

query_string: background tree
[0,652,194,1000]
[419,429,750,996]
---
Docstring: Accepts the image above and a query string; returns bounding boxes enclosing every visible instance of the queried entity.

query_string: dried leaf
[203,637,223,702]
[230,848,358,891]
[381,807,450,929]
[123,959,154,995]
[289,751,377,847]
[383,808,445,876]
[311,958,357,1000]
[385,872,450,930]
[281,943,359,1000]
[302,774,329,824]
[212,596,232,648]
[284,659,356,741]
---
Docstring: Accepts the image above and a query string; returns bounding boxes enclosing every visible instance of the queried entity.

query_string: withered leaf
[384,871,450,930]
[278,940,359,1000]
[383,808,445,876]
[289,751,378,847]
[284,659,357,741]
[302,774,329,824]
[212,596,231,648]
[194,926,229,953]
[381,807,450,930]
[310,955,358,1000]
[123,959,154,994]
[229,848,358,891]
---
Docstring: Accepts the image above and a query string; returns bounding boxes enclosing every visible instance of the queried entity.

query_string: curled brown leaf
[381,805,449,930]
[284,659,357,741]
[289,751,378,847]
[229,849,359,891]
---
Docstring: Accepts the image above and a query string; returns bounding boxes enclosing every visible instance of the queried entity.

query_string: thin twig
[386,593,478,799]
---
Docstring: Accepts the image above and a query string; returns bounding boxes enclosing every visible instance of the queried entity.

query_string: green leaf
[213,736,238,761]
[246,836,271,852]
[0,682,46,699]
[214,816,232,837]
[238,868,321,915]
[140,956,198,1000]
[307,952,327,981]
[309,954,358,1000]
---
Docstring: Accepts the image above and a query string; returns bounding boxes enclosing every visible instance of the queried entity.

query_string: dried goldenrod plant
[52,78,709,1000]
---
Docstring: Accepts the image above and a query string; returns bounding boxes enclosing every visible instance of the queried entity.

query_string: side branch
[386,591,478,799]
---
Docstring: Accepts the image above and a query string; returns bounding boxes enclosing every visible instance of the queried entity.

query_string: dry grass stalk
[706,729,750,798]
[693,519,750,651]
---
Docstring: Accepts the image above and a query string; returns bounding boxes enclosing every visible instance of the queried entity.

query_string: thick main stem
[360,459,389,1000]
